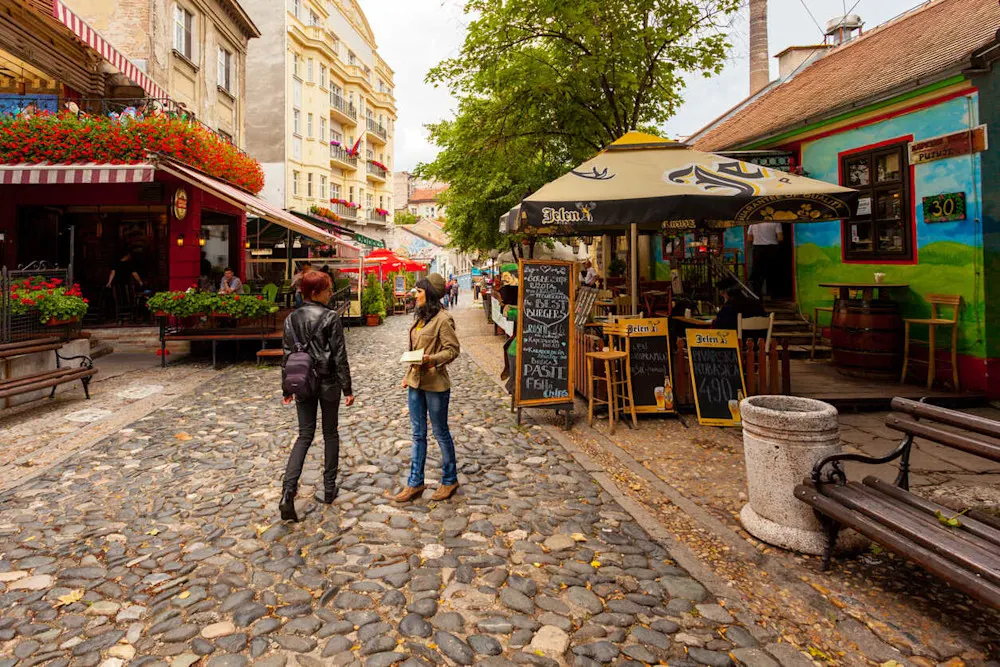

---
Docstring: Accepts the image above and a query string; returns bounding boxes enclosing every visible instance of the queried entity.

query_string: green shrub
[361,273,385,319]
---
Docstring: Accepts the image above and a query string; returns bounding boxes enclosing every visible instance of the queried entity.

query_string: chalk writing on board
[518,262,572,404]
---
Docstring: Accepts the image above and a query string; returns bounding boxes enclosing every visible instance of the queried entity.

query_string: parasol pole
[630,223,639,316]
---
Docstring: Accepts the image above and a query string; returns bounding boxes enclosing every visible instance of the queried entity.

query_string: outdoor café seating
[901,294,962,390]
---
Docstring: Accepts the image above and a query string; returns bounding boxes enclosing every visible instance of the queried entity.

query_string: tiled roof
[401,218,448,247]
[693,0,1000,151]
[410,186,448,202]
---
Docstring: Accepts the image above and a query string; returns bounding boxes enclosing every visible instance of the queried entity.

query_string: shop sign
[922,192,966,223]
[908,126,988,165]
[172,187,188,220]
[250,248,273,256]
[354,233,385,249]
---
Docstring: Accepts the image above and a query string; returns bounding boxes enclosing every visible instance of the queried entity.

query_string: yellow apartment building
[243,0,397,247]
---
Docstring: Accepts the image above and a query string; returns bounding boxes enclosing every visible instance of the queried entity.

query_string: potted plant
[215,293,278,319]
[8,277,89,324]
[361,273,385,326]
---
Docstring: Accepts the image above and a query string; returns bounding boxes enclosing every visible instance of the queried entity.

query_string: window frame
[173,5,194,60]
[307,112,313,139]
[292,109,301,136]
[292,170,300,197]
[839,137,915,263]
[307,173,314,198]
[217,47,233,93]
[319,117,327,143]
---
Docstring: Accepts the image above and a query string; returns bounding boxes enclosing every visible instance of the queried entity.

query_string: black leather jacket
[282,301,352,395]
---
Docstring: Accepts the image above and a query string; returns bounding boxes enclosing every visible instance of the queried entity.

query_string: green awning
[355,233,385,249]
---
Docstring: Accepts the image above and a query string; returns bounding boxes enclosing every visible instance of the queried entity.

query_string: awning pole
[285,228,293,281]
[630,223,639,316]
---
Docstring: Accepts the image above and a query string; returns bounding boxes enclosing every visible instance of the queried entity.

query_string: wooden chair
[614,295,633,317]
[600,321,638,429]
[738,313,775,349]
[811,289,839,360]
[901,294,962,390]
[585,350,632,434]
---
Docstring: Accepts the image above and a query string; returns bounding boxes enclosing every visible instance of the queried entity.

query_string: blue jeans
[407,388,457,487]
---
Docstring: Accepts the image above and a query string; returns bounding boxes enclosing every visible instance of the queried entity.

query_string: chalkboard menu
[515,260,574,407]
[686,330,746,426]
[616,318,674,414]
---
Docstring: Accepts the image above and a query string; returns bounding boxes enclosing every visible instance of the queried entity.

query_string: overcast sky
[360,0,923,171]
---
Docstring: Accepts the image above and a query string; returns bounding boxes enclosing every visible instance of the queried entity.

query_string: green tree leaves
[417,0,741,252]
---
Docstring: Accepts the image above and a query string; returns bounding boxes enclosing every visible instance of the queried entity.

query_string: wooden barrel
[830,298,902,378]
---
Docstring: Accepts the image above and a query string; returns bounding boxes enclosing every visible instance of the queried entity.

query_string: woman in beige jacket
[391,273,461,503]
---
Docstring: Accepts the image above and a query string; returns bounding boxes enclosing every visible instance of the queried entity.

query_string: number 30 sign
[922,192,966,223]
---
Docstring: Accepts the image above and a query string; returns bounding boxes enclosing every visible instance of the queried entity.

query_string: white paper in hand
[400,349,424,363]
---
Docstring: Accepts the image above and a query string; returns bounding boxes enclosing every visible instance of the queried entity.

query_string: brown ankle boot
[390,485,426,503]
[430,484,459,501]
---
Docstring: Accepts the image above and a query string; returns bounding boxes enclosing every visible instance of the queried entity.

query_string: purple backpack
[282,313,328,400]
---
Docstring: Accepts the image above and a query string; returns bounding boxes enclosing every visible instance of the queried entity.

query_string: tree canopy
[417,0,742,252]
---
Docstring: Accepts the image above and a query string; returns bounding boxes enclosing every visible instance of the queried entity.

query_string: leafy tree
[394,211,419,226]
[418,0,741,253]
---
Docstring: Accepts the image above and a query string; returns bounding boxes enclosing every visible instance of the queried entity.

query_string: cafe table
[818,282,910,379]
[671,315,713,327]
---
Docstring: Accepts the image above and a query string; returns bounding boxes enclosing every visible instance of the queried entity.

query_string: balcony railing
[329,144,358,168]
[330,92,357,121]
[366,161,387,180]
[366,210,388,224]
[366,117,388,140]
[332,202,358,219]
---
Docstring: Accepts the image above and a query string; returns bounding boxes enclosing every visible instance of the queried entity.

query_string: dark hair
[223,266,233,273]
[414,277,442,324]
[300,270,332,302]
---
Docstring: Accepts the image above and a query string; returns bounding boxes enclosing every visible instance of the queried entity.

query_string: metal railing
[365,117,388,140]
[674,253,757,307]
[332,202,358,219]
[366,210,388,225]
[330,92,357,120]
[366,162,387,179]
[330,144,358,167]
[0,95,245,155]
[1,263,73,343]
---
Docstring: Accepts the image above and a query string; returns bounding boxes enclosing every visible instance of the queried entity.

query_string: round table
[819,282,909,379]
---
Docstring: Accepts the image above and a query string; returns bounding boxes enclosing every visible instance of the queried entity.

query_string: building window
[319,117,327,142]
[307,58,314,82]
[307,113,313,138]
[331,130,342,145]
[309,10,319,26]
[292,171,300,196]
[348,51,357,65]
[349,186,354,202]
[291,0,300,19]
[292,109,301,135]
[366,193,373,209]
[292,54,300,78]
[307,173,314,198]
[331,183,341,199]
[320,175,327,199]
[319,65,327,89]
[217,47,232,92]
[173,5,193,59]
[840,141,911,260]
[218,130,233,144]
[292,79,302,106]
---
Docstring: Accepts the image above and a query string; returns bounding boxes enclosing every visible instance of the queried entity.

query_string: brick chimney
[749,0,769,95]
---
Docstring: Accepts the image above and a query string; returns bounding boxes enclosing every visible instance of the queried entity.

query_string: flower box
[45,317,78,326]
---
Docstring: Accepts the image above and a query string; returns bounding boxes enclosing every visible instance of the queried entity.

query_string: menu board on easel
[686,329,746,426]
[515,260,574,411]
[615,317,675,414]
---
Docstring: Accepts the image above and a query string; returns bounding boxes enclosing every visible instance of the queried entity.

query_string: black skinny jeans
[283,381,341,491]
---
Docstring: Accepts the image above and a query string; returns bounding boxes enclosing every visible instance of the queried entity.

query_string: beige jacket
[404,310,460,392]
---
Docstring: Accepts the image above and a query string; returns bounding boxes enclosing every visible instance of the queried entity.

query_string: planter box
[365,314,380,327]
[45,317,79,326]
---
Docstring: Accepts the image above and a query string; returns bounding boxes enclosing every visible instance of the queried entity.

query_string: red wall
[0,173,247,288]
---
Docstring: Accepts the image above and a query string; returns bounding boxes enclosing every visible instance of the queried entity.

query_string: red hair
[300,270,332,301]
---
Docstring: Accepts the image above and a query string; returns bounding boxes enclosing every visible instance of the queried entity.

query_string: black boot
[315,474,338,504]
[279,486,299,522]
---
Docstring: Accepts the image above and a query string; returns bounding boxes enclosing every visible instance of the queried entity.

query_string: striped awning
[52,0,167,100]
[0,163,155,185]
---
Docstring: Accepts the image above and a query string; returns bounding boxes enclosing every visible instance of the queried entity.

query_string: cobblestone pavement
[455,300,1000,666]
[0,307,788,667]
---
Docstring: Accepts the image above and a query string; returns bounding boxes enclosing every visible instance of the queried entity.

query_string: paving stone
[468,634,503,656]
[730,648,779,667]
[501,588,535,614]
[435,631,475,665]
[687,647,734,666]
[400,613,433,638]
[366,653,408,667]
[565,587,603,615]
[529,625,570,659]
[407,599,437,618]
[622,645,658,663]
[323,636,353,657]
[250,618,282,638]
[205,657,247,667]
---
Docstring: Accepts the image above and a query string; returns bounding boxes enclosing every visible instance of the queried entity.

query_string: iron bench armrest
[810,434,914,491]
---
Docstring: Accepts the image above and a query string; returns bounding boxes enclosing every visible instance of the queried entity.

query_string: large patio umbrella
[513,131,860,312]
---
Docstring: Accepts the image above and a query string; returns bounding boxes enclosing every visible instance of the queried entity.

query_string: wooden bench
[161,329,283,369]
[794,397,1000,609]
[256,348,283,365]
[0,339,97,403]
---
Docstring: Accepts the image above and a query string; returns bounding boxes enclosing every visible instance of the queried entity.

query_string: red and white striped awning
[52,0,167,100]
[0,163,155,185]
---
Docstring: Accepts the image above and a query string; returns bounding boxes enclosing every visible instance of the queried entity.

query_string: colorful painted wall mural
[796,93,986,382]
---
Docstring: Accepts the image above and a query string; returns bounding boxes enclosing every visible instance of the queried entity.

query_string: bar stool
[901,294,962,390]
[586,350,629,434]
[811,288,839,360]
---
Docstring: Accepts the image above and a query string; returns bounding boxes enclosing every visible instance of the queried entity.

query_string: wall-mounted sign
[172,187,188,220]
[250,248,273,256]
[922,192,966,223]
[908,125,988,165]
[856,197,872,216]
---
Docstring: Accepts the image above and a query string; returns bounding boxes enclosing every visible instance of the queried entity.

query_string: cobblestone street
[0,306,785,667]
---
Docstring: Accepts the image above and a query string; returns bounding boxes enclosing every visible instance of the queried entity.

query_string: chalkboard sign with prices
[686,329,746,427]
[515,260,575,408]
[614,317,675,414]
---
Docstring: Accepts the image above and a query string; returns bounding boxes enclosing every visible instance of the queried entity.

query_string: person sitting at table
[219,267,243,294]
[713,277,766,336]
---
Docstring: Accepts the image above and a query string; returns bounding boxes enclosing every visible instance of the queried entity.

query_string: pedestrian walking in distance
[280,270,354,522]
[392,273,461,503]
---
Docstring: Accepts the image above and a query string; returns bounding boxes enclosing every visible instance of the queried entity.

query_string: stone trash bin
[739,395,866,555]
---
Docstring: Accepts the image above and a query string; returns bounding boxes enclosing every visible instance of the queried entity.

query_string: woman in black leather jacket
[279,271,354,522]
